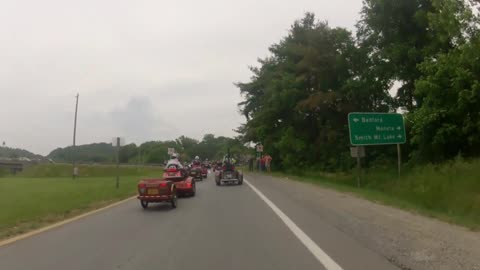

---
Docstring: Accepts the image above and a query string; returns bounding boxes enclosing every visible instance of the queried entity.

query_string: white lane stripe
[244,178,343,270]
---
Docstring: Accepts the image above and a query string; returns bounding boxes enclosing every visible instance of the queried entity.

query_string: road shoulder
[246,173,480,270]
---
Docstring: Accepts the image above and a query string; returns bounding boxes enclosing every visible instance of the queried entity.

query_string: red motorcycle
[190,164,203,181]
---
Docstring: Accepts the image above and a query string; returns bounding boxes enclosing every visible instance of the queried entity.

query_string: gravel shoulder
[247,173,480,270]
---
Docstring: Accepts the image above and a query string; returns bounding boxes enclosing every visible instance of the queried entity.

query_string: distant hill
[48,143,115,163]
[0,146,45,161]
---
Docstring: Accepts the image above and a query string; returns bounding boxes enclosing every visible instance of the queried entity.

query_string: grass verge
[0,175,158,240]
[266,158,480,230]
[18,163,163,178]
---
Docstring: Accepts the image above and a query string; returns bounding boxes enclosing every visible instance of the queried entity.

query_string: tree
[411,34,480,161]
[237,13,388,170]
[48,143,114,163]
[357,0,475,111]
[176,136,199,158]
[119,144,138,163]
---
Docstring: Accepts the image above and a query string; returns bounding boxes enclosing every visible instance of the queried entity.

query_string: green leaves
[237,13,385,170]
[412,35,480,161]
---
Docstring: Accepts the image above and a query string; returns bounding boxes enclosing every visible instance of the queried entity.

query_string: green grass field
[0,164,163,240]
[18,163,163,178]
[270,158,480,230]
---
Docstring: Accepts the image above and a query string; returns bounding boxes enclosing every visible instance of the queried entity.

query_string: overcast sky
[0,0,363,155]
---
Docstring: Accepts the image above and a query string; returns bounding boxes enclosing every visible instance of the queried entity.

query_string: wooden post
[356,151,361,188]
[116,137,120,189]
[397,144,401,178]
[257,152,261,172]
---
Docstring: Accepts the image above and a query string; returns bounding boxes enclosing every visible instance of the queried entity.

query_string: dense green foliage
[412,34,480,162]
[48,135,250,164]
[238,14,387,170]
[237,1,480,170]
[48,143,115,163]
[134,134,250,163]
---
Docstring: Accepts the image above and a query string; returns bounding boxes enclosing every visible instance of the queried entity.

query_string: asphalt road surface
[0,173,399,270]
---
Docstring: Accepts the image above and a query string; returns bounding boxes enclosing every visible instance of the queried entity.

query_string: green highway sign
[348,113,406,146]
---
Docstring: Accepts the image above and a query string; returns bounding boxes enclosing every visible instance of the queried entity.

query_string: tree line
[236,0,480,171]
[48,134,250,164]
[0,146,45,161]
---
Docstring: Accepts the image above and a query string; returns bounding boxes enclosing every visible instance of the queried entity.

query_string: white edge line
[244,178,343,270]
[0,196,136,247]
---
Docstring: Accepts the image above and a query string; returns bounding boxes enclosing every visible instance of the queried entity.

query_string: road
[0,173,399,270]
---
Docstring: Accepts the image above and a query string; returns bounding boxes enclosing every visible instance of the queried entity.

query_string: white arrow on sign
[397,126,401,130]
[353,118,360,123]
[397,135,403,139]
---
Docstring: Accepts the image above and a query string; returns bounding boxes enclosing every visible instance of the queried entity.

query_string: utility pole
[72,93,79,180]
[138,147,142,165]
[116,137,120,189]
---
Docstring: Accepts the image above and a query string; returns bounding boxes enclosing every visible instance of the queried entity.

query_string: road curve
[0,173,398,270]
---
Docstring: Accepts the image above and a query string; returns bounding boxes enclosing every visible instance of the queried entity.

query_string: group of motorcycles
[185,157,244,186]
[137,155,243,209]
[186,161,209,181]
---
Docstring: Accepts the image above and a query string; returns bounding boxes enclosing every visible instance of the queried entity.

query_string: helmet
[195,156,200,160]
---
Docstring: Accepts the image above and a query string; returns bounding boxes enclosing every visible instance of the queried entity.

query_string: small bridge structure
[0,161,23,174]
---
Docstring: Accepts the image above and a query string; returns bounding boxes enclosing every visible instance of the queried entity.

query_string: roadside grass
[268,158,480,230]
[18,163,163,178]
[0,164,163,240]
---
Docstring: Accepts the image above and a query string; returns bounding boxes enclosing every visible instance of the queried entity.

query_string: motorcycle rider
[222,154,235,171]
[189,156,203,179]
[165,154,188,177]
[204,158,209,167]
[192,156,201,166]
[165,154,182,168]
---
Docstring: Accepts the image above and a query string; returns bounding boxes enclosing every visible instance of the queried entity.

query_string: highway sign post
[350,146,365,187]
[256,144,263,172]
[112,137,125,189]
[168,148,175,158]
[348,113,406,182]
[350,146,365,158]
[256,144,263,153]
[348,113,406,146]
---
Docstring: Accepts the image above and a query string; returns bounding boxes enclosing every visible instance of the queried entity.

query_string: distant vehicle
[190,161,203,181]
[213,161,222,172]
[200,164,208,178]
[189,164,203,181]
[204,159,211,169]
[137,178,178,209]
[163,163,196,197]
[215,156,243,186]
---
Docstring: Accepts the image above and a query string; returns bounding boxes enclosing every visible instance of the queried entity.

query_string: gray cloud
[108,96,178,144]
